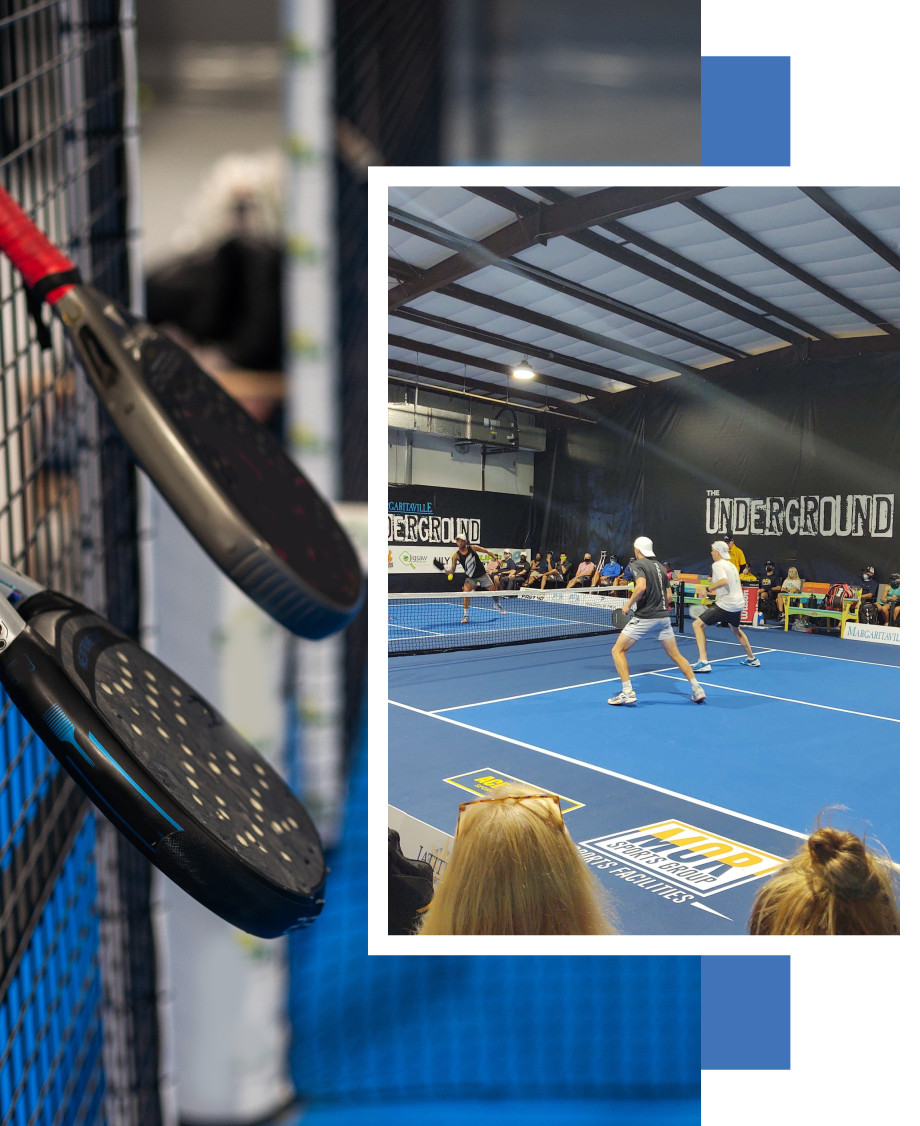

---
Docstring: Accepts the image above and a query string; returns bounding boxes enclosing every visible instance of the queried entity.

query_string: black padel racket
[0,187,363,639]
[0,564,326,937]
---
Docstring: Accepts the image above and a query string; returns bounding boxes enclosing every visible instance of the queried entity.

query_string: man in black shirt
[608,536,705,706]
[859,564,880,602]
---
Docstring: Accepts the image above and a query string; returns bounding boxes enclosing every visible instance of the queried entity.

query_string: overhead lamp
[511,359,536,380]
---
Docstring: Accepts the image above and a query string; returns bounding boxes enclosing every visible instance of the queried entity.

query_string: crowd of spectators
[488,536,898,628]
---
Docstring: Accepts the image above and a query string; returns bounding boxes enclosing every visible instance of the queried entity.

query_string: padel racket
[0,563,325,937]
[0,187,363,639]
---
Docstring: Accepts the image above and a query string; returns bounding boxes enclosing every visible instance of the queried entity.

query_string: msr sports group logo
[579,819,786,899]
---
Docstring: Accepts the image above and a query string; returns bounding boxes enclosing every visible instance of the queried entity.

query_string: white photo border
[367,164,909,959]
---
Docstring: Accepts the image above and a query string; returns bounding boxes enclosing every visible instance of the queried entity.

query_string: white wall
[388,429,534,496]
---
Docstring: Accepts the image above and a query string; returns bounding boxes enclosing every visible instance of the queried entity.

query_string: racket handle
[0,186,78,302]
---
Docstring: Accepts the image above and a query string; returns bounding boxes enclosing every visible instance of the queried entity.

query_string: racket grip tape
[0,186,78,300]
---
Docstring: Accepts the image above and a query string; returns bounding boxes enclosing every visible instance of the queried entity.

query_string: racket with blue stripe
[0,564,325,938]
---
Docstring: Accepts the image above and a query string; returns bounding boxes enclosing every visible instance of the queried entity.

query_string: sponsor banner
[389,484,531,550]
[579,819,786,898]
[705,490,895,539]
[843,622,900,646]
[388,545,522,574]
[519,588,629,610]
[444,768,584,814]
[388,806,454,885]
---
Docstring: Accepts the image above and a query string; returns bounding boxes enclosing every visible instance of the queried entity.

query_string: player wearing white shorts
[608,537,706,706]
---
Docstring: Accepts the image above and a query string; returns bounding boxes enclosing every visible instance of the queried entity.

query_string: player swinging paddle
[434,536,505,623]
[609,537,705,706]
[690,541,761,672]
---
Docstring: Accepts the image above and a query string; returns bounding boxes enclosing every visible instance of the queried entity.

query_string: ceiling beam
[517,186,832,344]
[681,196,899,336]
[388,206,747,360]
[594,333,899,411]
[438,282,699,377]
[798,187,900,271]
[390,308,644,388]
[389,331,622,404]
[388,185,722,310]
[387,360,592,420]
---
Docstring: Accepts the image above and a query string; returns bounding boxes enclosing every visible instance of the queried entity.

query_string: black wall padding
[533,353,899,583]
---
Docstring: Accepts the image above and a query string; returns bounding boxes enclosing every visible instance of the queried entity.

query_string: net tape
[388,585,686,656]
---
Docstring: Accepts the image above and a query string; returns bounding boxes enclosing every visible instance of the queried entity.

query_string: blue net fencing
[0,3,147,1125]
[1,809,104,1126]
[289,698,700,1109]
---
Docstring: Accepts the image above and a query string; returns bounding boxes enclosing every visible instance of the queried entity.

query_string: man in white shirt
[690,541,761,672]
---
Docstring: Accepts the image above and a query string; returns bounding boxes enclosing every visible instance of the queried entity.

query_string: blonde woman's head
[417,784,616,935]
[749,825,899,935]
[787,566,800,580]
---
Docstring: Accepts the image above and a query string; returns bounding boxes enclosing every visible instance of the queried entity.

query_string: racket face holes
[65,628,325,897]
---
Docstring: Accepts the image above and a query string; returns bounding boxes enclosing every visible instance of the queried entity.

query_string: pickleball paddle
[0,563,326,937]
[0,186,363,640]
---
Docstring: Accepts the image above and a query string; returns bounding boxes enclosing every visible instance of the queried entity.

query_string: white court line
[430,651,775,713]
[701,636,899,668]
[649,672,899,722]
[389,623,448,637]
[389,699,808,841]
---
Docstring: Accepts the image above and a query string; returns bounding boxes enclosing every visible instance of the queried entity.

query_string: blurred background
[0,3,701,1126]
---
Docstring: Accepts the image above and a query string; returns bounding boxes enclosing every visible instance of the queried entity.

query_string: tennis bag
[859,600,880,624]
[825,583,855,611]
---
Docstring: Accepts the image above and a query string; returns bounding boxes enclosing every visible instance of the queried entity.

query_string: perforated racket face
[37,605,324,898]
[139,337,361,609]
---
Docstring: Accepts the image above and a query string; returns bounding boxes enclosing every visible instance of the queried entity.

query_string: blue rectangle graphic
[701,955,791,1069]
[702,57,791,166]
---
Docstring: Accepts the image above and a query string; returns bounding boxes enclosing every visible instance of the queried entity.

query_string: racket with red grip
[0,186,363,639]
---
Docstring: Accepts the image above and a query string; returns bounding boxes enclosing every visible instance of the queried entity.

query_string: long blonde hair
[749,826,899,935]
[417,785,616,935]
[786,566,800,580]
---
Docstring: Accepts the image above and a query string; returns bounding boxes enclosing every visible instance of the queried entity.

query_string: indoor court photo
[386,183,900,937]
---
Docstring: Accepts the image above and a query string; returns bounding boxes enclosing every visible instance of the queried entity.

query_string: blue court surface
[389,627,899,935]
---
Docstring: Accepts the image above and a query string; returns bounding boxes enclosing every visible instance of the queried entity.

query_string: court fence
[0,3,159,1125]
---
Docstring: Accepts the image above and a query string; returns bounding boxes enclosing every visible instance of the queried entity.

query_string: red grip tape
[0,186,76,293]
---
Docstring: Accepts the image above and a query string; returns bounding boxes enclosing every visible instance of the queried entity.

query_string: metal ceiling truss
[388,184,898,413]
[390,309,643,388]
[387,185,722,310]
[389,205,748,360]
[387,361,594,422]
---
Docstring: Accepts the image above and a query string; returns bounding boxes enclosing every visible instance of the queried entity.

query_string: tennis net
[388,585,686,656]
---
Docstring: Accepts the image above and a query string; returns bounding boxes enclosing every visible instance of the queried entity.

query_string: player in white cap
[608,536,706,706]
[690,541,761,672]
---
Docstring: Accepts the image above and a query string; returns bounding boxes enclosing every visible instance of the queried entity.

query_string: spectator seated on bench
[878,575,899,626]
[776,567,802,615]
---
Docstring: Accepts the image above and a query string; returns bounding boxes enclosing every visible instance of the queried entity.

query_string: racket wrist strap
[25,269,81,349]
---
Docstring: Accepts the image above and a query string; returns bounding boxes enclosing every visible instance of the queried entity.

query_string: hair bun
[808,827,845,865]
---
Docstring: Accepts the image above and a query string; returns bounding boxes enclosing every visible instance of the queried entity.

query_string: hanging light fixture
[511,358,536,380]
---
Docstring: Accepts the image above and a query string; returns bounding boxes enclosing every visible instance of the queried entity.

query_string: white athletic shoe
[691,685,707,703]
[690,660,712,673]
[742,657,761,667]
[461,615,470,624]
[608,689,637,706]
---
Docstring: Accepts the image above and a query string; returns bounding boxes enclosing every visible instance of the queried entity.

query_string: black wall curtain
[532,353,899,583]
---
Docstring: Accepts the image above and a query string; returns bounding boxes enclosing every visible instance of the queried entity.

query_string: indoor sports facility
[387,184,900,937]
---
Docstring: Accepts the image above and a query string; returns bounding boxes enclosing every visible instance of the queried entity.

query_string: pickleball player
[608,536,705,706]
[445,536,504,624]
